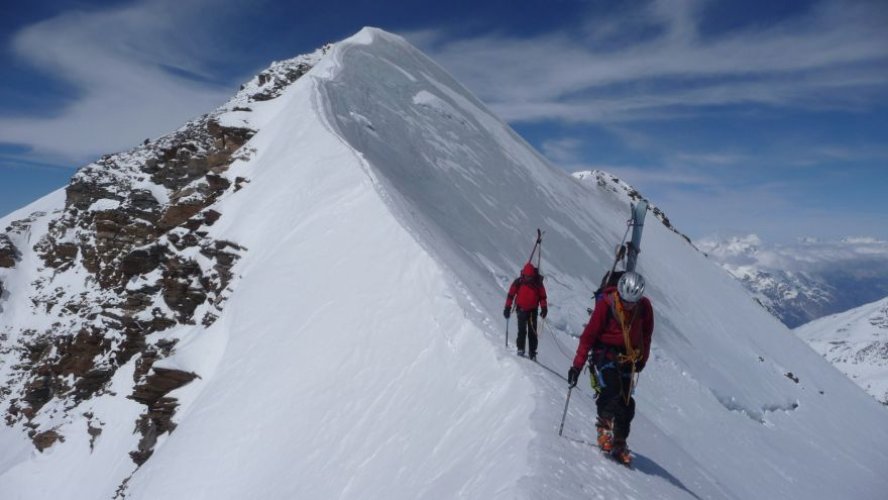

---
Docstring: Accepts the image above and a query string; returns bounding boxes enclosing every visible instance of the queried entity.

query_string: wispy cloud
[411,0,888,123]
[0,0,242,165]
[792,144,888,165]
[673,152,746,166]
[541,134,744,188]
[545,134,882,243]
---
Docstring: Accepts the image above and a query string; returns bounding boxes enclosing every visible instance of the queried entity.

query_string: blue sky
[1,0,886,243]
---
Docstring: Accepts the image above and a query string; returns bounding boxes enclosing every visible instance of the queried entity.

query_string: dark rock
[130,397,180,465]
[25,339,52,364]
[120,245,164,279]
[206,175,230,193]
[130,189,160,212]
[87,419,103,451]
[203,209,222,226]
[158,204,204,231]
[251,62,314,102]
[74,368,114,401]
[23,376,53,411]
[35,240,78,270]
[57,329,109,377]
[32,429,63,452]
[0,235,18,267]
[130,368,196,407]
[201,312,218,327]
[128,368,197,465]
[162,258,207,320]
[113,322,149,367]
[66,180,118,211]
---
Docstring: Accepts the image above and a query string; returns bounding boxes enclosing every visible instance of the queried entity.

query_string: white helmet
[617,272,645,302]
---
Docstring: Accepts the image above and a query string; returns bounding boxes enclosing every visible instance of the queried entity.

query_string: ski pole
[558,385,573,437]
[505,316,510,348]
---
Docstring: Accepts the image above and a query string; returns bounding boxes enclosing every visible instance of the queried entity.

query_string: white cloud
[410,0,888,123]
[0,0,240,165]
[698,233,888,286]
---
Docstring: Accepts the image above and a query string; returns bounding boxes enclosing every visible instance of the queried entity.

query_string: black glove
[567,366,581,387]
[503,307,511,319]
[540,307,548,318]
[635,361,645,372]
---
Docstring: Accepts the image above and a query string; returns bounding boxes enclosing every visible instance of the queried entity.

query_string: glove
[634,361,645,372]
[567,366,581,387]
[503,307,511,319]
[540,307,548,319]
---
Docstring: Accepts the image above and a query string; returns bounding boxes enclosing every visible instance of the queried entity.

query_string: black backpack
[593,270,623,299]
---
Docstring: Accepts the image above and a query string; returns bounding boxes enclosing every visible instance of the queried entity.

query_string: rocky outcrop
[0,45,328,464]
[246,47,330,101]
[6,327,113,430]
[6,110,255,439]
[31,429,64,452]
[574,170,697,249]
[0,234,18,267]
[129,368,198,465]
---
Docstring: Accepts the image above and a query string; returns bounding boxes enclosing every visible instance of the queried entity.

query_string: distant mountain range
[697,235,888,328]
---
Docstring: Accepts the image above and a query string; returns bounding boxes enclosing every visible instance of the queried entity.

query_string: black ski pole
[558,385,573,437]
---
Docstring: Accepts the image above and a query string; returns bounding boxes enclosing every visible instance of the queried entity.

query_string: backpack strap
[612,291,641,364]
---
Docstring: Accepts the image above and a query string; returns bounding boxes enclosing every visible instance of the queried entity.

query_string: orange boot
[611,439,632,466]
[596,418,614,452]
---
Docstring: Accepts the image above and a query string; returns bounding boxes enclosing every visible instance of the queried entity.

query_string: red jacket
[505,263,547,312]
[572,287,653,369]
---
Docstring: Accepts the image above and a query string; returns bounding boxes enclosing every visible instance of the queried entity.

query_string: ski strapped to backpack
[599,200,648,294]
[529,228,544,271]
[625,200,648,273]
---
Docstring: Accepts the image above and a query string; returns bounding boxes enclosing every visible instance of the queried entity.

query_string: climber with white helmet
[567,271,654,466]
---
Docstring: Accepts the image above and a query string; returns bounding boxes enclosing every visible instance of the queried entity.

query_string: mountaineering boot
[596,417,614,452]
[611,439,632,466]
[529,351,537,361]
[517,349,525,357]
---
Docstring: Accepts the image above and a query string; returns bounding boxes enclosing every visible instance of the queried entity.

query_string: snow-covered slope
[1,27,887,499]
[795,296,888,406]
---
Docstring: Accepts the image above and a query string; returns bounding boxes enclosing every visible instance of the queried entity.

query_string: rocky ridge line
[0,45,330,466]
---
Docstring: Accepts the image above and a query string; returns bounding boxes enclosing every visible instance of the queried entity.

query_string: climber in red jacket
[568,271,653,466]
[504,263,548,360]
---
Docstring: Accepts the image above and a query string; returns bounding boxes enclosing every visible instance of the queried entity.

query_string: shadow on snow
[562,437,704,500]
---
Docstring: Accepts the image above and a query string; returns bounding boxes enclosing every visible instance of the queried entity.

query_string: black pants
[516,309,539,354]
[593,359,636,442]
